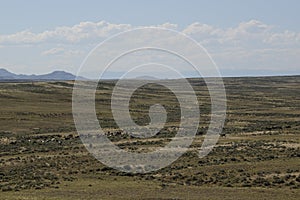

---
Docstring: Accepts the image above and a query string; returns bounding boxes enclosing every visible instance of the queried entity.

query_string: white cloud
[0,20,299,76]
[0,21,132,44]
[41,47,84,57]
[41,47,64,56]
[0,19,299,48]
[183,22,222,36]
[264,30,300,46]
[181,20,299,48]
[156,22,178,30]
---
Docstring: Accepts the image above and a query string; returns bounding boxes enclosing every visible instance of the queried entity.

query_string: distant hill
[0,68,86,81]
[134,75,159,80]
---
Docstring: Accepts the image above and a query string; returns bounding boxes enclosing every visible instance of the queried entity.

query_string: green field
[0,76,300,199]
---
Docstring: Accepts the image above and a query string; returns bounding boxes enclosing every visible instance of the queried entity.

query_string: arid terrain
[0,76,300,199]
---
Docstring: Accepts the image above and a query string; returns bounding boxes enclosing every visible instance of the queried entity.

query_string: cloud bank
[0,20,299,77]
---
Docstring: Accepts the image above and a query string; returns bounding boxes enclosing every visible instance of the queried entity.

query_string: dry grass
[0,76,300,199]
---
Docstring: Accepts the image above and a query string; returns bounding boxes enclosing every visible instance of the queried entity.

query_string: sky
[0,0,299,78]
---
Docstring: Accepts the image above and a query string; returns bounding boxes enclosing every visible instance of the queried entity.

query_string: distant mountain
[0,68,19,79]
[0,68,86,81]
[134,75,159,80]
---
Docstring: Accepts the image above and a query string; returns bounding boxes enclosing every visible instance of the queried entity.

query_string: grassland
[0,76,300,199]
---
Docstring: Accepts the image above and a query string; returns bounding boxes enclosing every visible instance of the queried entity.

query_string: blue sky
[0,0,299,77]
[1,0,299,32]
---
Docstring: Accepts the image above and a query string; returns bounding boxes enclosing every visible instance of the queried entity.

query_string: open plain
[0,76,299,199]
